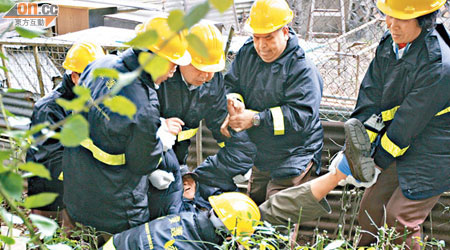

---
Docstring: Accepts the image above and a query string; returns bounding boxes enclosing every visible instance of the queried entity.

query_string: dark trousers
[247,161,313,205]
[358,163,441,250]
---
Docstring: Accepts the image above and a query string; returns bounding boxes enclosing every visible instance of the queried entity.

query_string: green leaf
[30,214,59,237]
[4,108,14,117]
[0,165,8,174]
[186,33,209,59]
[25,122,49,137]
[0,0,14,13]
[125,30,158,49]
[0,208,23,226]
[6,88,25,93]
[138,52,170,82]
[23,192,58,208]
[18,162,51,180]
[103,96,137,120]
[60,114,89,147]
[0,150,11,163]
[184,1,210,28]
[168,10,185,32]
[56,86,91,112]
[0,65,8,72]
[0,235,15,245]
[15,26,45,39]
[110,70,141,96]
[0,51,7,60]
[0,172,23,200]
[209,0,233,13]
[92,68,119,80]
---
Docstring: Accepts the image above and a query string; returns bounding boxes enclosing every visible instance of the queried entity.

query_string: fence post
[0,44,11,88]
[196,120,203,166]
[32,45,45,97]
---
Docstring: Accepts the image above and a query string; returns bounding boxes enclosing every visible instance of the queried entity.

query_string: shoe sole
[344,118,375,182]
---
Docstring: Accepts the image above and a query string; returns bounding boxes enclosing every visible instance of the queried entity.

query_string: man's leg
[247,166,271,205]
[386,187,440,250]
[265,161,314,200]
[259,168,349,227]
[358,164,398,245]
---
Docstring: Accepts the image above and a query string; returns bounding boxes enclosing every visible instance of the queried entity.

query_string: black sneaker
[343,118,375,182]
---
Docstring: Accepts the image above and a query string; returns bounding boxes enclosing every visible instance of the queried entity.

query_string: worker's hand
[157,118,177,152]
[229,109,254,132]
[220,114,231,138]
[149,169,175,190]
[165,117,184,135]
[227,98,245,115]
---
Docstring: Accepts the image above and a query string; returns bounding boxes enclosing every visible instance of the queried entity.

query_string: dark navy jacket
[224,28,324,178]
[26,73,75,211]
[63,49,165,233]
[352,24,450,200]
[104,212,221,250]
[157,70,257,191]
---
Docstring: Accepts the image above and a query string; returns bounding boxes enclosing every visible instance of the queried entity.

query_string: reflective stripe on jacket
[224,28,324,178]
[352,24,450,200]
[63,49,164,233]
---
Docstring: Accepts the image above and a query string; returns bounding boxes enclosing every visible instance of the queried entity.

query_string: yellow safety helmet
[188,22,225,73]
[245,0,293,34]
[135,16,191,66]
[377,0,446,20]
[209,192,261,237]
[62,42,105,73]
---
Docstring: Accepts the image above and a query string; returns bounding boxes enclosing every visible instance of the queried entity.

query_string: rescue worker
[351,1,450,248]
[223,0,324,205]
[62,17,190,234]
[100,127,376,250]
[26,42,105,220]
[152,22,256,199]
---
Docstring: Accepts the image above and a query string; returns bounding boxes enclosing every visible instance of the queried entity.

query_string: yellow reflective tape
[218,142,225,148]
[366,129,378,143]
[58,172,63,181]
[381,134,409,158]
[80,138,126,166]
[226,93,244,104]
[145,223,154,249]
[177,128,199,142]
[381,106,400,122]
[270,106,285,135]
[158,157,162,166]
[435,106,450,116]
[102,238,116,250]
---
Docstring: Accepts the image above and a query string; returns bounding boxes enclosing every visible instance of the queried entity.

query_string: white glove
[149,169,175,190]
[342,168,381,188]
[328,151,381,188]
[156,118,176,152]
[232,169,252,184]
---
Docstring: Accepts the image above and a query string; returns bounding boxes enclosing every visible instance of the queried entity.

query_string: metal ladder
[306,0,346,40]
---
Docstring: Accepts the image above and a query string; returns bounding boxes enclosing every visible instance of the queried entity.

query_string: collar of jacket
[245,27,305,66]
[121,48,155,89]
[61,73,76,100]
[380,28,433,66]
